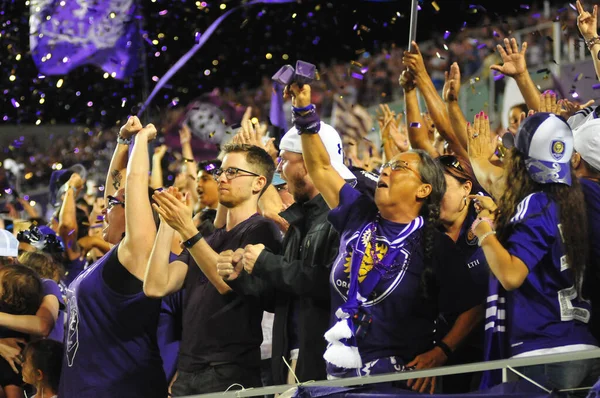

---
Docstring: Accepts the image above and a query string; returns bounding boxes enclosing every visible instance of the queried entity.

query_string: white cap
[0,229,18,258]
[573,118,600,171]
[279,122,356,180]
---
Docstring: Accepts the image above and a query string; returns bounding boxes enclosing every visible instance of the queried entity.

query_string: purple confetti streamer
[138,0,297,116]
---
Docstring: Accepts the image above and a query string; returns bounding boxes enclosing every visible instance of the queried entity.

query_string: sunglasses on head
[438,155,464,172]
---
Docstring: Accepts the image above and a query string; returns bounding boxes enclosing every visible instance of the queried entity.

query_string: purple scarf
[323,216,424,370]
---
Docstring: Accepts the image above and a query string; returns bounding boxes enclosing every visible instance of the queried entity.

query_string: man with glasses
[143,143,282,396]
[216,122,355,387]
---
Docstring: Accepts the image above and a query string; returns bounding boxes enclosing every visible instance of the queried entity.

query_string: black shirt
[176,214,282,372]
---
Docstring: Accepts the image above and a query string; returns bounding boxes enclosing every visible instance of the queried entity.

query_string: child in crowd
[22,339,63,398]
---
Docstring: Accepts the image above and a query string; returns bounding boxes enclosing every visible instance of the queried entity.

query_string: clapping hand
[152,187,195,238]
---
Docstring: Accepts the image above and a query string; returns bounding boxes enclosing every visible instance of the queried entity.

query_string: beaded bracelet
[586,36,600,51]
[478,230,497,247]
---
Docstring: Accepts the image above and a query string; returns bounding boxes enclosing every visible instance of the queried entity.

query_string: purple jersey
[504,192,597,357]
[59,245,167,398]
[581,178,600,340]
[41,279,65,343]
[327,184,480,370]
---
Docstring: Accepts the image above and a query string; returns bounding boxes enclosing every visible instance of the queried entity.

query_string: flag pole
[137,0,151,123]
[408,0,419,51]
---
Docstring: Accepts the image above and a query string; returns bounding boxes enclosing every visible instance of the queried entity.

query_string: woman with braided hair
[290,82,481,394]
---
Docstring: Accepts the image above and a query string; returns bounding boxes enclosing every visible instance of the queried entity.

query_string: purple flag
[29,0,140,79]
[269,82,288,132]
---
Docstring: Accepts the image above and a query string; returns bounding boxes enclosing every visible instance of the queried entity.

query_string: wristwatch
[181,231,203,249]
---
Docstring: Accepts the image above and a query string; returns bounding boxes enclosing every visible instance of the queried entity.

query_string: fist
[138,123,157,141]
[284,83,311,108]
[120,116,143,139]
[216,248,244,281]
[242,244,265,275]
[68,173,84,190]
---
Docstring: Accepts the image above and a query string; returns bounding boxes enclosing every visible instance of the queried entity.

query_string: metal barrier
[180,349,600,397]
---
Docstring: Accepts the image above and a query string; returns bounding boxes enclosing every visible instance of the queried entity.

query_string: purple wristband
[292,107,321,134]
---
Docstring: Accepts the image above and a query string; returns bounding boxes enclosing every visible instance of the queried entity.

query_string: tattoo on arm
[111,170,122,190]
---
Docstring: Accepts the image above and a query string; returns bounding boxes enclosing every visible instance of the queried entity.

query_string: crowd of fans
[0,1,585,197]
[2,1,600,398]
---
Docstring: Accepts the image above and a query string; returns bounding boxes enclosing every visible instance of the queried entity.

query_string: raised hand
[402,41,428,79]
[119,116,143,139]
[576,0,598,41]
[561,98,595,119]
[538,91,563,115]
[137,123,158,141]
[443,62,461,102]
[467,111,497,161]
[377,104,409,153]
[179,123,192,145]
[398,69,417,92]
[284,82,311,108]
[153,144,168,159]
[490,38,528,78]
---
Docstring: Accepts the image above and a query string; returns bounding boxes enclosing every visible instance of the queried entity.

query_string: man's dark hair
[221,143,275,194]
[23,339,64,392]
[0,263,43,315]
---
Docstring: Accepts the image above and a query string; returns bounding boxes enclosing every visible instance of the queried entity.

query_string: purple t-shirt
[59,245,166,398]
[41,279,65,343]
[504,192,597,357]
[327,184,480,366]
[157,254,184,382]
[581,178,600,340]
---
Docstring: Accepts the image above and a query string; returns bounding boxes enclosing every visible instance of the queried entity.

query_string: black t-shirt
[177,214,282,372]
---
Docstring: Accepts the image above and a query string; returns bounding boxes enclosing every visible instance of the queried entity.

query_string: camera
[272,60,317,87]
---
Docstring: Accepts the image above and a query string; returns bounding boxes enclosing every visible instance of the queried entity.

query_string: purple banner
[29,0,140,79]
[270,82,288,132]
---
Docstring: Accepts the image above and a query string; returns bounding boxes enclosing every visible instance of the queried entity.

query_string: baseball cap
[503,112,573,186]
[0,229,18,257]
[573,118,600,172]
[272,172,286,187]
[279,122,356,180]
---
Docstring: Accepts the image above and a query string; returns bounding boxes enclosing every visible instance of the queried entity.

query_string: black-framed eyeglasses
[106,195,125,209]
[380,160,423,182]
[213,167,261,181]
[438,155,464,172]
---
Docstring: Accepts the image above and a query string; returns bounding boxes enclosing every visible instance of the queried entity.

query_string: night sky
[0,0,575,127]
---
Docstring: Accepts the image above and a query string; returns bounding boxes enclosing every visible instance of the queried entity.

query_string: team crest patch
[551,140,566,160]
[466,228,478,246]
